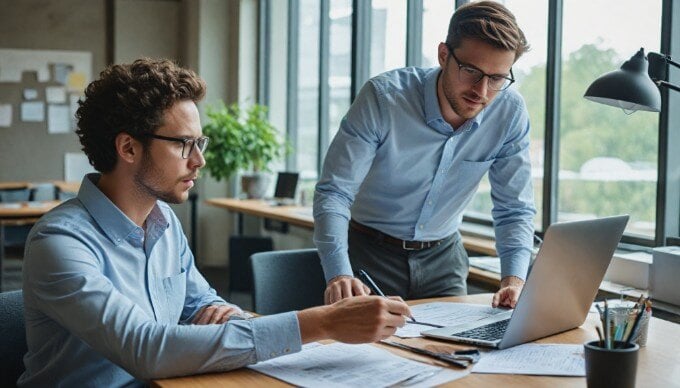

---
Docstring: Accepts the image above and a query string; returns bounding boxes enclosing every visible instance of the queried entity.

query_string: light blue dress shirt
[314,67,536,283]
[19,174,301,387]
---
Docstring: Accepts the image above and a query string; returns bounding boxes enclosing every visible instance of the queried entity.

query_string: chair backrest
[0,290,27,387]
[0,188,31,203]
[228,236,274,295]
[29,183,56,201]
[250,249,326,315]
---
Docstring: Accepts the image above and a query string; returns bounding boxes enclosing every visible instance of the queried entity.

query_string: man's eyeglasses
[448,46,515,91]
[144,134,210,159]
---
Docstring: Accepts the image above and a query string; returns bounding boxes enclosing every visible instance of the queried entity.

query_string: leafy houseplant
[202,102,286,198]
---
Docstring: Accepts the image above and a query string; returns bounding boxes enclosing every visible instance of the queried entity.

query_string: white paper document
[0,104,12,127]
[472,343,585,376]
[21,101,45,122]
[48,105,71,134]
[396,302,509,338]
[249,342,469,387]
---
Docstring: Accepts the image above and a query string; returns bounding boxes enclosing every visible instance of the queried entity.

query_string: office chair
[228,236,273,298]
[28,183,56,201]
[0,290,27,387]
[0,188,31,202]
[250,248,326,315]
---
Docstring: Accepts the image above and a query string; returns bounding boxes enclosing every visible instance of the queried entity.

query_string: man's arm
[314,80,385,304]
[23,233,301,380]
[488,100,536,308]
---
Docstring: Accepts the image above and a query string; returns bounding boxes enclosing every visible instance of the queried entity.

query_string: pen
[380,340,474,368]
[357,270,443,328]
[358,270,386,297]
[604,300,610,349]
[625,297,649,347]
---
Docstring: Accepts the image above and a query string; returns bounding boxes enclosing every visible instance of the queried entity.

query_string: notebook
[422,215,629,349]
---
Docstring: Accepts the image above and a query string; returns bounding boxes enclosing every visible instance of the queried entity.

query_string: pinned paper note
[48,104,70,134]
[23,88,38,100]
[21,101,45,122]
[0,104,12,127]
[67,72,87,92]
[46,86,67,103]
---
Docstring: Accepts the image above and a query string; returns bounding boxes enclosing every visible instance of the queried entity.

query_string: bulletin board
[0,48,92,134]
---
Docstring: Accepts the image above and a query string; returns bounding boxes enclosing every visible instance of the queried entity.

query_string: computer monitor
[274,172,299,200]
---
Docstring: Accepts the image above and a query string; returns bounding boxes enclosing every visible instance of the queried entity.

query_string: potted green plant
[202,101,286,198]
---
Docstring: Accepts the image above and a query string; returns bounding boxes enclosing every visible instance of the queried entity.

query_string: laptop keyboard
[453,319,510,341]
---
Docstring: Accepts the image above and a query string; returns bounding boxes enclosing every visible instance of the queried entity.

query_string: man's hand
[192,304,244,325]
[298,296,411,344]
[492,276,525,308]
[324,275,371,304]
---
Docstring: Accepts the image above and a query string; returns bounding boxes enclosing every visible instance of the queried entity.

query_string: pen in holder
[596,298,651,347]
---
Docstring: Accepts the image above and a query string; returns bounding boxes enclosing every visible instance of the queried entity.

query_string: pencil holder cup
[584,340,639,388]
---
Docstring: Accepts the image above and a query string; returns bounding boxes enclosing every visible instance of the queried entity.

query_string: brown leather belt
[349,220,445,251]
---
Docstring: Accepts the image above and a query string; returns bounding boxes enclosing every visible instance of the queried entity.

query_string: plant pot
[241,173,270,199]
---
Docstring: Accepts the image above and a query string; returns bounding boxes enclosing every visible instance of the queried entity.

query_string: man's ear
[438,42,449,68]
[115,132,141,165]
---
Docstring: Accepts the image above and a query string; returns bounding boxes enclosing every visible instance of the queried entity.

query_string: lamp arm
[665,56,680,70]
[657,80,680,93]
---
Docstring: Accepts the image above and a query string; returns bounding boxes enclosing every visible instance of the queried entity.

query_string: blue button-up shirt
[19,174,301,387]
[314,67,536,283]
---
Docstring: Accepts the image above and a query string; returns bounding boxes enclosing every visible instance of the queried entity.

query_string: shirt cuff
[320,253,354,283]
[252,311,302,362]
[500,253,531,281]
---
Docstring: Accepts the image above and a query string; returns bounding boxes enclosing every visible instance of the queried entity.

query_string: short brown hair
[75,58,206,173]
[446,1,529,60]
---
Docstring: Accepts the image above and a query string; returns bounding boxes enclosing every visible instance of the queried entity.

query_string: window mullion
[318,0,330,172]
[542,0,562,231]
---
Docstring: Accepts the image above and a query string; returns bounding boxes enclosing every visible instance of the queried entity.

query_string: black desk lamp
[584,48,679,112]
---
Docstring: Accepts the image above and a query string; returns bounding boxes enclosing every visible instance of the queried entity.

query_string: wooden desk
[152,293,680,387]
[0,181,30,190]
[205,198,498,258]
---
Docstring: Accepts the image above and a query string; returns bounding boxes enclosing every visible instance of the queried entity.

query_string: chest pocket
[161,270,186,323]
[449,159,494,196]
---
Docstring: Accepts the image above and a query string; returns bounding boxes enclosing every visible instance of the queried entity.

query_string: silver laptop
[422,215,629,349]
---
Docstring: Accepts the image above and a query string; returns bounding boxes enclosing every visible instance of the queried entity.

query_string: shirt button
[419,224,424,229]
[428,201,433,205]
[284,348,290,353]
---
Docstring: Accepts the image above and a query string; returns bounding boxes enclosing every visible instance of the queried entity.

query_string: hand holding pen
[357,270,444,329]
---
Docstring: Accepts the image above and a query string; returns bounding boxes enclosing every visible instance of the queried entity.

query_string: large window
[559,0,662,239]
[370,0,407,77]
[263,0,678,247]
[463,0,548,231]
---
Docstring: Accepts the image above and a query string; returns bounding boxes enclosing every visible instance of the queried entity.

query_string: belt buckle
[402,240,426,251]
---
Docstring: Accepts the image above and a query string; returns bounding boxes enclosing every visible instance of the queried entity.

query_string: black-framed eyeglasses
[448,46,515,91]
[144,134,210,159]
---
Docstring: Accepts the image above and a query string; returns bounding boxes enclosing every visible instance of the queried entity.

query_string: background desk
[205,198,500,287]
[0,200,61,289]
[152,293,680,387]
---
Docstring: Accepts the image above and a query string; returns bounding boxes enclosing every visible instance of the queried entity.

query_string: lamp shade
[584,48,661,112]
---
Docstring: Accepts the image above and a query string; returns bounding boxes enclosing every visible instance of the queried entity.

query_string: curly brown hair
[75,58,206,173]
[446,1,529,61]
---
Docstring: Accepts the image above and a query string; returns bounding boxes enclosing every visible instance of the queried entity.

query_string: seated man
[18,58,410,387]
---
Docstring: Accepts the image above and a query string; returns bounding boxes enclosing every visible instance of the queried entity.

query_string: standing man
[19,58,410,386]
[314,1,535,308]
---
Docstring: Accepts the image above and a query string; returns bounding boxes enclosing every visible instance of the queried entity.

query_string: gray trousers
[348,227,469,300]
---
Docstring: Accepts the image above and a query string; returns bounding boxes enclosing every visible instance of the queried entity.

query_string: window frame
[258,0,680,248]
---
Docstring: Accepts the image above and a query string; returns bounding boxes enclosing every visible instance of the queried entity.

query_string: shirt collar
[77,173,169,246]
[423,67,485,134]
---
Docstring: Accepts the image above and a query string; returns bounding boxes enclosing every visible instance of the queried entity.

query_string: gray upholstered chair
[0,290,27,387]
[250,249,326,315]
